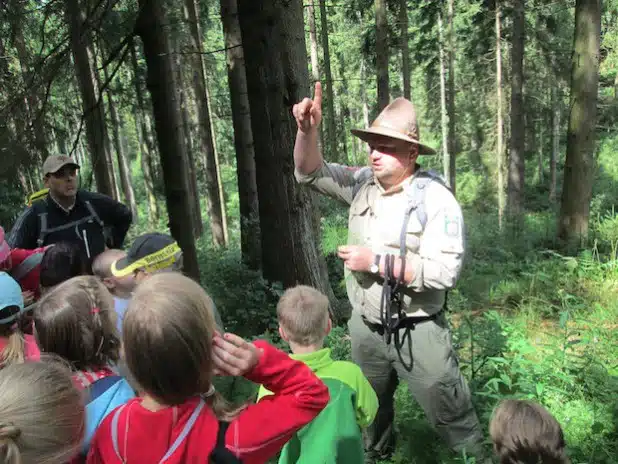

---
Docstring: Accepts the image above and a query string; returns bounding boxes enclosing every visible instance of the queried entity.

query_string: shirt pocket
[383,212,423,254]
[348,200,372,246]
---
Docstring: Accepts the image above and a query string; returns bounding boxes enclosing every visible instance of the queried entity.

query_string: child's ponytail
[206,389,247,422]
[0,422,21,464]
[85,279,119,364]
[35,276,120,370]
[0,273,26,370]
[0,329,25,369]
[0,361,85,464]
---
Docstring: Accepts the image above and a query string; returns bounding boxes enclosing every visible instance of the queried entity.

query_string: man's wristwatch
[370,254,381,274]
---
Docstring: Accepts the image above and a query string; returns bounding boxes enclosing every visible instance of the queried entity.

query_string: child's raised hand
[212,332,262,377]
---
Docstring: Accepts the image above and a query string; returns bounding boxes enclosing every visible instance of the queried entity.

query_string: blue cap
[0,272,24,324]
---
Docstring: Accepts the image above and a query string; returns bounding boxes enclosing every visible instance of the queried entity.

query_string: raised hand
[212,332,263,377]
[292,82,322,134]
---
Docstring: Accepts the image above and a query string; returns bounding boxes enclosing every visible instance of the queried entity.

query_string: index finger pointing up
[313,81,322,109]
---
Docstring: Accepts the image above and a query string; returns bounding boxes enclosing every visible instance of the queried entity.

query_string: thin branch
[171,44,241,56]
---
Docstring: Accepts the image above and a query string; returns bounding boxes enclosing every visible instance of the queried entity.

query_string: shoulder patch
[444,214,462,238]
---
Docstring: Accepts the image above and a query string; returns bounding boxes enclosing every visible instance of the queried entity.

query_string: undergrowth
[193,204,618,464]
[123,168,618,463]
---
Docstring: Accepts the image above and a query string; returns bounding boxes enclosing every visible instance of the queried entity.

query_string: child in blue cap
[0,272,40,368]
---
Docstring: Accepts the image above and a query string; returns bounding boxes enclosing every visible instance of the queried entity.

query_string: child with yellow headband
[109,232,224,330]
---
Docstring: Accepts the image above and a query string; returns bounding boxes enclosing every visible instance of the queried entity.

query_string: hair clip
[203,384,216,398]
[10,323,18,331]
[91,307,100,315]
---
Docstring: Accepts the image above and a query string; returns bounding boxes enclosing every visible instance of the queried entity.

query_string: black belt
[362,311,441,336]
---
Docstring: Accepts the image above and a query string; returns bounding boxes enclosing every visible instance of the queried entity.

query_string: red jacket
[5,247,46,299]
[86,340,329,464]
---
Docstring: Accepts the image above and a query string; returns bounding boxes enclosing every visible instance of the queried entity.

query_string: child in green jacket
[257,285,378,464]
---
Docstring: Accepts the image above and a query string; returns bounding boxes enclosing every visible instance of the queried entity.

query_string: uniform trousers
[347,309,485,461]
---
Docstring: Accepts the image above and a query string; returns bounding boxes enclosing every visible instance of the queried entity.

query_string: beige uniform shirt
[295,161,465,324]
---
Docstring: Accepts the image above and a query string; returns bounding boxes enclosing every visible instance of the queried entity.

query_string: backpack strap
[110,403,128,461]
[37,211,48,247]
[209,421,242,463]
[8,251,44,281]
[84,200,104,228]
[35,199,104,248]
[351,167,374,200]
[111,398,206,463]
[400,170,452,312]
[398,171,446,257]
[87,376,122,404]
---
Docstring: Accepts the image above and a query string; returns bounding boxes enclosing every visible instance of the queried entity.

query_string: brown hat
[42,155,80,176]
[351,98,436,155]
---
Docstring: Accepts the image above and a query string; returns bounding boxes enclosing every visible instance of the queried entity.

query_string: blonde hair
[276,285,329,346]
[92,249,126,279]
[490,399,569,464]
[0,360,85,463]
[0,316,25,370]
[34,276,120,371]
[123,272,241,418]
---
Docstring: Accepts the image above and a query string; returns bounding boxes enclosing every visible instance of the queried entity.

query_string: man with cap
[7,155,132,263]
[292,83,485,461]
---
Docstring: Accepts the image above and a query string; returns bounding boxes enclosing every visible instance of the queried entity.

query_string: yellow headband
[111,243,182,277]
[25,188,50,206]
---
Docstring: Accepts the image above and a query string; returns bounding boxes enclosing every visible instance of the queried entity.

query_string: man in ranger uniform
[292,83,485,462]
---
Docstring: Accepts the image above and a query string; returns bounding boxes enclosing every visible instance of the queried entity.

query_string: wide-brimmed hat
[42,155,80,176]
[351,98,436,155]
[111,233,182,277]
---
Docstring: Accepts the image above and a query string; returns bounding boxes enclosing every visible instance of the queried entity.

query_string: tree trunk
[179,62,204,239]
[438,14,449,180]
[549,84,559,202]
[400,0,410,100]
[558,0,600,246]
[496,2,505,229]
[360,59,370,128]
[220,0,261,270]
[130,39,159,224]
[319,0,337,161]
[93,42,121,201]
[9,0,49,161]
[307,1,320,81]
[360,57,370,161]
[446,0,456,194]
[237,0,339,316]
[66,0,114,196]
[102,62,138,221]
[538,119,544,183]
[306,0,325,152]
[507,0,525,219]
[106,89,138,221]
[171,30,203,239]
[184,0,228,247]
[135,0,200,281]
[375,0,389,110]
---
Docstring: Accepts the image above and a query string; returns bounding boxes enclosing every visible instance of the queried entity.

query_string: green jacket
[257,348,378,464]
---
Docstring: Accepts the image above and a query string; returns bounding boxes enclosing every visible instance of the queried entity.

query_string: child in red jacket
[86,272,329,464]
[0,226,48,304]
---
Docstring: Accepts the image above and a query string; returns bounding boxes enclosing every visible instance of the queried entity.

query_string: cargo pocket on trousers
[434,376,471,426]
